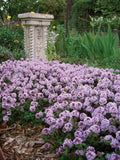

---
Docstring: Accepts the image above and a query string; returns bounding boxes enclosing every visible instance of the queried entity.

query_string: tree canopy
[0,0,120,31]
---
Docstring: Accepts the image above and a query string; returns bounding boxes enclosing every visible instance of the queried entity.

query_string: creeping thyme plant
[0,59,120,160]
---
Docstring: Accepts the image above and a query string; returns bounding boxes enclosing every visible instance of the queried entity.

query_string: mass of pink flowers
[0,58,120,159]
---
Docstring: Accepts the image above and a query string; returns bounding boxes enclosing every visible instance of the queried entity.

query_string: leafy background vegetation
[0,0,120,68]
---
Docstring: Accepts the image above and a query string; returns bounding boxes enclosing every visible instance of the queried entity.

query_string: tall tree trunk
[65,0,69,37]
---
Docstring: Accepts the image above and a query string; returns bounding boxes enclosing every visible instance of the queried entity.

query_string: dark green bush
[0,21,24,51]
[0,46,15,63]
[0,20,25,61]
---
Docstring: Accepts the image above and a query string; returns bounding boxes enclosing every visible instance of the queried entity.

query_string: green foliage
[12,49,25,60]
[0,22,24,50]
[0,0,65,25]
[58,148,83,160]
[95,0,120,18]
[90,0,120,31]
[103,55,120,71]
[1,99,49,126]
[86,133,113,153]
[81,26,120,61]
[55,25,120,69]
[55,25,66,57]
[70,0,120,33]
[0,45,25,62]
[90,16,120,31]
[0,21,25,60]
[36,0,66,24]
[95,158,106,160]
[0,45,15,63]
[46,42,56,61]
[0,0,38,21]
[70,0,96,33]
[46,30,58,61]
[1,0,120,34]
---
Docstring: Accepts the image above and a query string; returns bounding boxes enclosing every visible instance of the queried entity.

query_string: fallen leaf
[0,122,7,129]
[44,153,57,158]
[3,137,15,146]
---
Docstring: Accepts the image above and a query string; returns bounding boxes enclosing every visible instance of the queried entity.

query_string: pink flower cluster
[0,59,120,159]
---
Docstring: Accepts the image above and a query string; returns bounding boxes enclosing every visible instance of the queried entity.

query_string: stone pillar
[18,13,54,60]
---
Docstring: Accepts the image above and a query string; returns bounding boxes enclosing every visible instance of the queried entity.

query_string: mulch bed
[0,122,59,160]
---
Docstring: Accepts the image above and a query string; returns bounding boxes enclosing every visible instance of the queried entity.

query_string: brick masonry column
[18,13,54,60]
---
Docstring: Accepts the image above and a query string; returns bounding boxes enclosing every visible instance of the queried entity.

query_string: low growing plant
[0,59,120,159]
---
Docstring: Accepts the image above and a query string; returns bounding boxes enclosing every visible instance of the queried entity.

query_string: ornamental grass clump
[0,59,120,159]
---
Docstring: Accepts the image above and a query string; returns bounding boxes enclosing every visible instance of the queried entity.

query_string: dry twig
[0,146,6,160]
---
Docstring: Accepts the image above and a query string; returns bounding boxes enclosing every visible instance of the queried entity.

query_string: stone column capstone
[18,13,54,60]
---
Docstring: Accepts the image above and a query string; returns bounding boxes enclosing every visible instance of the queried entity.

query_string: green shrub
[0,45,25,63]
[0,21,24,51]
[0,20,25,61]
[55,25,66,57]
[12,49,25,60]
[0,0,65,25]
[95,0,120,18]
[70,0,96,33]
[46,30,58,61]
[90,16,120,31]
[0,45,15,63]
